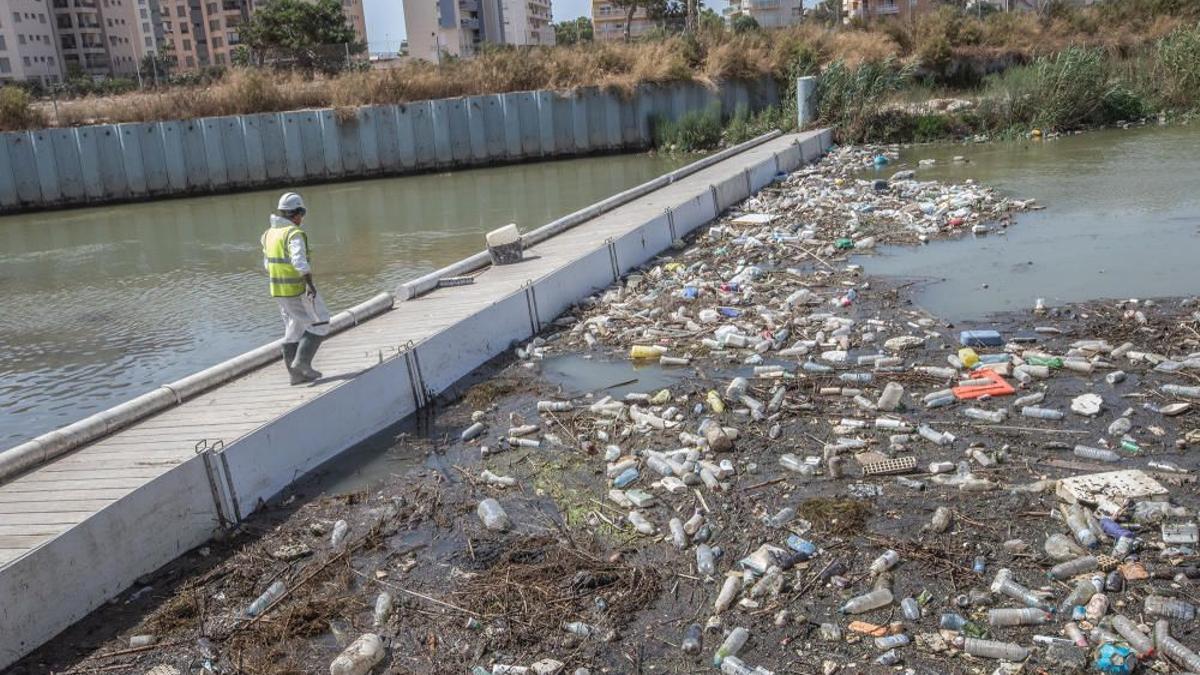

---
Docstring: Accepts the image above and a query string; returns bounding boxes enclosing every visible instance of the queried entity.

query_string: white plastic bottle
[477,498,511,531]
[840,588,893,614]
[245,580,286,617]
[329,633,385,675]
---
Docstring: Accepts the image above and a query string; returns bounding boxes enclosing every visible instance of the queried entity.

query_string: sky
[363,0,726,53]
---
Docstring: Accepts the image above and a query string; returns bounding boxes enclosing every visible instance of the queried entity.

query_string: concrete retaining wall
[0,129,833,670]
[0,79,779,214]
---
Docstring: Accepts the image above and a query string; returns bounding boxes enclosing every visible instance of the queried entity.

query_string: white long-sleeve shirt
[263,214,311,274]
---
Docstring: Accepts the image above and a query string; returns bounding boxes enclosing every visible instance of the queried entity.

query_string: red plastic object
[952,367,1015,400]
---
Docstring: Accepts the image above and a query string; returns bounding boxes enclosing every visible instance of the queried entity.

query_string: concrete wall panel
[516,92,540,157]
[217,117,248,188]
[393,105,417,170]
[413,290,533,394]
[378,104,404,171]
[160,121,188,191]
[240,115,267,185]
[223,357,417,515]
[48,129,84,202]
[0,457,218,673]
[200,118,228,189]
[135,123,169,194]
[669,192,717,237]
[603,92,622,149]
[448,98,471,163]
[30,130,60,203]
[535,90,555,156]
[584,89,606,150]
[571,94,588,153]
[612,213,672,273]
[281,113,307,181]
[0,135,20,207]
[551,94,574,154]
[259,114,288,182]
[618,92,639,147]
[334,111,363,176]
[297,112,326,179]
[317,110,343,177]
[480,95,505,159]
[431,99,452,166]
[117,124,146,196]
[73,127,101,201]
[94,126,129,199]
[466,96,488,162]
[409,102,435,167]
[356,107,381,173]
[714,174,747,214]
[500,93,522,159]
[531,247,617,322]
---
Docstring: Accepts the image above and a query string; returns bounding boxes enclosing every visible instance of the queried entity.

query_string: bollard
[796,76,817,129]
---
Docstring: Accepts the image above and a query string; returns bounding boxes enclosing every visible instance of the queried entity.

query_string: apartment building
[844,0,931,22]
[0,0,60,83]
[725,0,802,28]
[404,0,553,62]
[591,0,653,42]
[51,0,147,76]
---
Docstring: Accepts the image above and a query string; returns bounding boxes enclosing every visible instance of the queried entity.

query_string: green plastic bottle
[1025,355,1063,369]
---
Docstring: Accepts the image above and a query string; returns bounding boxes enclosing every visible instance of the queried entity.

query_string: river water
[0,153,696,447]
[858,124,1200,320]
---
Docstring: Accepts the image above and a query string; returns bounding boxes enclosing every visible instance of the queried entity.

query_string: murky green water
[859,124,1200,321]
[0,153,696,447]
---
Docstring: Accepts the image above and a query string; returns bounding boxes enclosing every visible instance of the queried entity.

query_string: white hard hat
[277,192,305,213]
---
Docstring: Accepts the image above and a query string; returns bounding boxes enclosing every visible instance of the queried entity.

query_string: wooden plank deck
[0,133,808,571]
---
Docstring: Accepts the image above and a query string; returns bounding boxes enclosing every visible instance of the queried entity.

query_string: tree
[731,13,760,33]
[611,0,640,41]
[239,0,364,72]
[553,16,594,45]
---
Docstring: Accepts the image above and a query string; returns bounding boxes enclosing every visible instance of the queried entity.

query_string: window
[61,34,76,48]
[184,54,193,66]
[208,18,218,30]
[23,56,31,66]
[139,8,146,17]
[106,17,113,25]
[142,21,149,31]
[205,2,216,11]
[176,5,185,16]
[180,21,187,32]
[12,11,20,22]
[0,35,6,50]
[144,35,151,46]
[47,56,54,65]
[17,34,24,45]
[39,12,47,22]
[0,57,10,73]
[181,38,189,49]
[210,35,221,47]
[214,52,224,64]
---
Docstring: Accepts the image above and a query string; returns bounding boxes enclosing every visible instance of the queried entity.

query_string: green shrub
[724,103,796,145]
[1156,24,1200,109]
[0,86,44,130]
[979,47,1111,131]
[912,113,952,142]
[653,102,723,151]
[1100,85,1147,121]
[815,58,911,143]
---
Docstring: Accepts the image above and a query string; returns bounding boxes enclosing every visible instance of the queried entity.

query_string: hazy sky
[363,0,726,52]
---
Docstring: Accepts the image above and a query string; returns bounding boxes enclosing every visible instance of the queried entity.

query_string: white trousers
[276,292,331,343]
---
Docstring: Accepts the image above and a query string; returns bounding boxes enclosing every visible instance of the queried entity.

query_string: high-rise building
[591,0,653,42]
[404,0,553,62]
[725,0,802,28]
[0,0,61,83]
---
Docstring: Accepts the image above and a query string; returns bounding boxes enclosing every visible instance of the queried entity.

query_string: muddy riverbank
[12,148,1200,675]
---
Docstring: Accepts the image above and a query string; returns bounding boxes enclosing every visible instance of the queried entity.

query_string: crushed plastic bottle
[329,633,384,675]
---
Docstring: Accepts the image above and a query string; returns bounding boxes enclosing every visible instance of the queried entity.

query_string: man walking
[262,192,329,384]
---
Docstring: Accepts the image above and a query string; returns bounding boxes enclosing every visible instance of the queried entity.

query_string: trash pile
[25,148,1199,675]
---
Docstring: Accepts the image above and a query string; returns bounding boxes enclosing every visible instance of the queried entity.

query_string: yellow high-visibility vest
[261,225,309,297]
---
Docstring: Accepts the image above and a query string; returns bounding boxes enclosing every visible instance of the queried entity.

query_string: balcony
[458,0,479,12]
[460,17,479,30]
[750,0,781,8]
[872,1,900,14]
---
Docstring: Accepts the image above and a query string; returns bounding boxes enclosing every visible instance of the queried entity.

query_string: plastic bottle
[958,637,1029,661]
[839,372,873,384]
[1073,445,1121,462]
[1161,384,1200,399]
[714,575,740,612]
[869,550,900,574]
[877,382,904,412]
[245,580,286,617]
[536,400,573,412]
[841,588,893,614]
[682,623,703,655]
[1059,579,1096,613]
[461,422,486,441]
[1064,508,1099,549]
[628,511,655,535]
[1021,406,1064,420]
[1064,622,1088,647]
[962,407,1005,423]
[1048,556,1098,580]
[918,425,953,446]
[477,498,511,531]
[875,633,910,649]
[768,507,795,528]
[1144,595,1196,621]
[630,345,666,359]
[991,568,1051,610]
[939,612,967,630]
[372,592,393,628]
[329,633,385,675]
[669,518,687,549]
[900,597,921,620]
[1045,533,1084,560]
[1084,593,1108,621]
[713,626,749,666]
[1155,620,1200,671]
[1110,615,1154,657]
[330,519,349,550]
[988,608,1050,627]
[696,544,716,576]
[612,466,639,488]
[929,506,953,533]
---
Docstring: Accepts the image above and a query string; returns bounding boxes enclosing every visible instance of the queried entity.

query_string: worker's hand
[306,283,317,300]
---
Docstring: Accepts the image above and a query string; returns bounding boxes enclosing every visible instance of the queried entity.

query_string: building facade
[725,0,802,28]
[591,0,653,42]
[0,0,60,83]
[404,0,553,62]
[844,0,930,23]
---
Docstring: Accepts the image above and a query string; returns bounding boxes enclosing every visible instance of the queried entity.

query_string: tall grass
[0,86,44,130]
[652,103,723,151]
[815,59,911,142]
[1156,24,1200,108]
